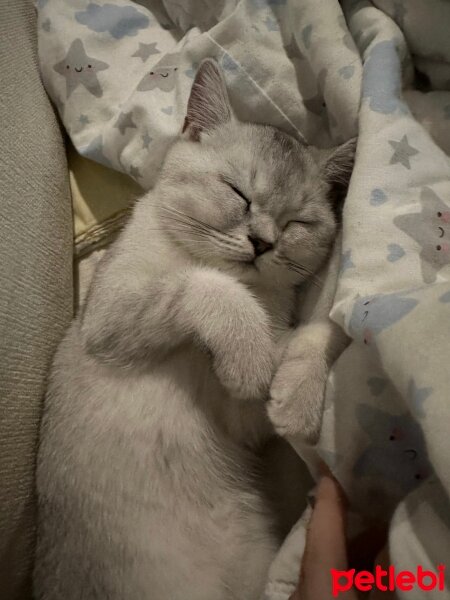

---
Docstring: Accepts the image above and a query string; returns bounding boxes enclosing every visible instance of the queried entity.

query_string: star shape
[142,133,152,149]
[129,165,142,179]
[78,114,90,126]
[132,42,160,62]
[389,135,419,169]
[42,18,51,32]
[53,38,109,98]
[408,378,432,418]
[114,111,137,135]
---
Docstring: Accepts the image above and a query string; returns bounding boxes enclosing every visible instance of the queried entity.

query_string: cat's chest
[151,345,272,448]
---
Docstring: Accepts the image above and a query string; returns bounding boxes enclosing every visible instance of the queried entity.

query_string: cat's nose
[248,236,273,256]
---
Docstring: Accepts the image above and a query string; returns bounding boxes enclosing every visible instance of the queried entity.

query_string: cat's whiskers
[157,208,252,261]
[274,256,323,289]
[157,204,240,244]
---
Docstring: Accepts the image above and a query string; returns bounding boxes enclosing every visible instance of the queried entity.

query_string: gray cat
[34,59,354,600]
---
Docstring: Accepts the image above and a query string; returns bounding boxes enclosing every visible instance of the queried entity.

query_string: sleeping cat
[34,59,355,600]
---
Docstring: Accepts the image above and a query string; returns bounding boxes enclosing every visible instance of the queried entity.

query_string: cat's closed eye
[287,220,314,227]
[227,183,251,210]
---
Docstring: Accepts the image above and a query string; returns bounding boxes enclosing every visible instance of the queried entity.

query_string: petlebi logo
[331,564,446,597]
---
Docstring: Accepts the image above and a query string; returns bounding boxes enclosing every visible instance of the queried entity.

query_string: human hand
[290,474,391,600]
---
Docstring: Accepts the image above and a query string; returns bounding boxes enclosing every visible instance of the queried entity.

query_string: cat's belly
[35,325,276,600]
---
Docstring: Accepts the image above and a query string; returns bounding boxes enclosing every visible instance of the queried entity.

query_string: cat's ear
[323,137,357,202]
[182,58,232,141]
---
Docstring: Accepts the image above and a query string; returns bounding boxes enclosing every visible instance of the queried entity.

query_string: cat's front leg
[267,320,347,444]
[267,234,348,443]
[178,268,275,400]
[82,261,274,398]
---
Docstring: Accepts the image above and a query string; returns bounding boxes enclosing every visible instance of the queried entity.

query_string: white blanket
[36,1,450,597]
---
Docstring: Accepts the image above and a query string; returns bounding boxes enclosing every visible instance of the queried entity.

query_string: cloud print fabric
[36,0,450,598]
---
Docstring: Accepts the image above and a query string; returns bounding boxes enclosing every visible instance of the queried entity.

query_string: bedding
[68,144,140,256]
[36,0,450,597]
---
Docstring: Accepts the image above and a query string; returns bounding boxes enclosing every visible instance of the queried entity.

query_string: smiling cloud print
[75,3,150,39]
[137,53,180,92]
[348,292,418,345]
[353,404,432,496]
[394,187,450,283]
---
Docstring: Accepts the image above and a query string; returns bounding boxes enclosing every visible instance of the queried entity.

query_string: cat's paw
[267,353,327,444]
[213,334,275,401]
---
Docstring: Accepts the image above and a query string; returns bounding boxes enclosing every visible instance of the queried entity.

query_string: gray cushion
[0,1,73,598]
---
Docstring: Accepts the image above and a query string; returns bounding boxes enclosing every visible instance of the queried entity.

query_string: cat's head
[157,59,355,287]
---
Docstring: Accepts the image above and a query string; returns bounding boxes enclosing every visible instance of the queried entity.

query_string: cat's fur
[34,59,355,600]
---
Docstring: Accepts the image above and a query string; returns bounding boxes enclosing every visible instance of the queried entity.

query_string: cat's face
[157,59,355,288]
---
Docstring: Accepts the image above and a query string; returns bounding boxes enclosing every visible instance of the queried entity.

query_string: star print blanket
[36,0,450,597]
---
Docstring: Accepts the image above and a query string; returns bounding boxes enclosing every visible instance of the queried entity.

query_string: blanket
[36,0,450,597]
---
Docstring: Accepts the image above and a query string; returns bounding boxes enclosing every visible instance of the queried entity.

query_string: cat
[34,59,355,600]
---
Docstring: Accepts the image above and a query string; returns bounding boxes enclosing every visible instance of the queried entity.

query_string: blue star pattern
[114,111,137,134]
[75,3,150,39]
[132,42,160,62]
[389,135,419,169]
